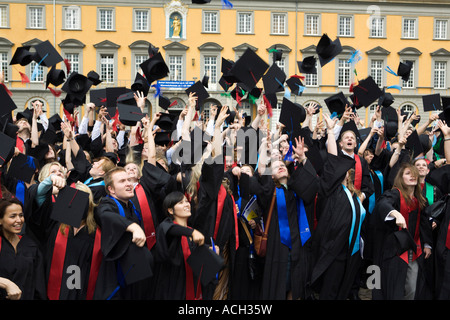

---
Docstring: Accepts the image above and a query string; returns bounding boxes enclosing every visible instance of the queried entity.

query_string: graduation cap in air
[46,67,66,89]
[192,0,212,3]
[0,131,16,166]
[87,70,102,86]
[202,74,209,89]
[405,130,424,159]
[89,88,107,108]
[105,87,130,117]
[117,242,153,286]
[61,72,93,105]
[230,48,269,91]
[10,46,34,66]
[154,131,173,147]
[394,228,417,255]
[8,153,38,183]
[187,245,224,286]
[140,52,169,85]
[230,85,246,103]
[156,112,177,131]
[352,76,383,108]
[50,186,90,228]
[118,103,147,127]
[271,48,283,62]
[442,96,450,110]
[378,88,394,108]
[225,110,236,126]
[381,106,398,140]
[316,34,342,67]
[185,81,210,110]
[324,91,348,119]
[221,58,239,84]
[16,108,33,124]
[131,72,150,96]
[158,95,171,110]
[349,93,363,110]
[219,76,233,92]
[116,91,137,106]
[2,122,18,139]
[262,63,286,94]
[32,40,64,68]
[397,61,413,82]
[285,76,305,96]
[339,119,361,143]
[248,86,262,102]
[0,83,17,116]
[297,56,317,74]
[279,97,306,136]
[422,93,442,112]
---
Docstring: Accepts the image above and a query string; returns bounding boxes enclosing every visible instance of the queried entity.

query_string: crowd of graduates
[1,36,450,302]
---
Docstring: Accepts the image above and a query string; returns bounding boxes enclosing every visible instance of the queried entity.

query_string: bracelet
[445,137,450,141]
[66,138,73,141]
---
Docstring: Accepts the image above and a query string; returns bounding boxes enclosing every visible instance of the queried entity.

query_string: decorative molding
[366,46,390,56]
[128,40,151,50]
[266,44,292,53]
[300,45,317,54]
[398,47,422,56]
[232,43,257,52]
[0,37,13,47]
[22,38,42,46]
[93,40,120,49]
[430,48,450,57]
[163,42,189,51]
[58,38,85,49]
[198,42,223,51]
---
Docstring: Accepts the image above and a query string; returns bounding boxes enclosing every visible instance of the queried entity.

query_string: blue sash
[276,187,311,249]
[368,170,383,214]
[342,185,366,255]
[16,180,26,204]
[84,177,105,187]
[107,195,142,223]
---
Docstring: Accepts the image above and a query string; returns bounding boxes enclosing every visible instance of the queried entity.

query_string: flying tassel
[385,66,398,77]
[25,156,36,170]
[1,83,12,96]
[31,53,48,81]
[19,71,30,84]
[349,82,355,93]
[295,84,306,95]
[284,87,291,99]
[221,0,233,9]
[387,85,402,91]
[111,109,120,132]
[347,50,362,65]
[135,127,144,144]
[169,100,178,108]
[291,74,305,80]
[63,108,74,123]
[268,48,279,53]
[330,111,338,119]
[151,83,161,98]
[49,87,62,97]
[220,92,231,98]
[64,58,71,74]
[263,95,273,118]
[193,111,199,121]
[248,94,258,105]
[283,140,294,162]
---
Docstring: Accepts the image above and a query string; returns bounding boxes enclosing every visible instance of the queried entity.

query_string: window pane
[338,59,350,87]
[169,55,183,81]
[204,56,217,83]
[0,52,8,81]
[99,9,113,30]
[238,13,252,33]
[100,54,114,83]
[0,6,7,27]
[30,61,44,82]
[403,19,416,38]
[272,13,285,34]
[370,17,384,37]
[135,54,148,74]
[204,12,217,32]
[135,10,148,31]
[65,7,80,29]
[306,15,319,35]
[275,58,285,73]
[435,20,447,39]
[370,60,383,87]
[339,16,352,36]
[434,61,446,89]
[30,7,43,28]
[402,61,414,88]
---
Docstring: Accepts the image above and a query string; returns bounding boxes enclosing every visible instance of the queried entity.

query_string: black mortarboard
[16,108,33,124]
[358,127,372,144]
[87,70,102,86]
[272,48,283,62]
[248,86,262,101]
[50,186,90,228]
[405,130,424,159]
[32,40,64,68]
[116,91,137,106]
[192,0,212,3]
[262,63,286,94]
[349,93,363,110]
[140,52,169,85]
[46,67,66,89]
[118,241,153,286]
[378,88,394,108]
[219,76,233,92]
[61,72,93,104]
[117,104,147,127]
[352,76,383,108]
[131,72,150,96]
[3,122,18,139]
[394,228,417,255]
[39,128,57,145]
[105,87,130,117]
[89,88,107,108]
[202,74,209,89]
[324,92,348,119]
[155,112,177,131]
[398,61,413,82]
[7,154,37,183]
[442,96,450,109]
[158,95,171,110]
[339,119,361,143]
[185,81,210,110]
[10,46,34,66]
[422,93,442,112]
[230,85,246,103]
[154,131,173,147]
[0,131,16,166]
[297,56,317,74]
[75,133,91,152]
[148,43,159,58]
[285,76,305,96]
[279,98,306,135]
[316,34,342,67]
[230,48,269,91]
[384,121,398,141]
[187,245,224,286]
[381,106,398,123]
[62,93,81,111]
[0,84,17,116]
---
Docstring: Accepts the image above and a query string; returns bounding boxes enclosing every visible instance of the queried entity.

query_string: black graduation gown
[0,234,47,300]
[425,165,450,299]
[371,188,433,300]
[311,154,365,300]
[257,159,319,300]
[93,196,153,300]
[153,218,207,300]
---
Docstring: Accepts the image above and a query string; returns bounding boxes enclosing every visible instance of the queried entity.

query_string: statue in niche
[171,15,181,38]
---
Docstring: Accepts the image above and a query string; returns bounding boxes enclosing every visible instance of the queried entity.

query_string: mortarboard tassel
[1,83,12,96]
[221,0,233,9]
[248,94,258,105]
[111,109,120,132]
[263,95,273,118]
[49,87,62,97]
[151,83,161,98]
[19,71,30,84]
[64,59,71,74]
[31,53,48,81]
[295,84,305,96]
[193,111,199,121]
[283,140,294,162]
[63,108,74,123]
[385,66,398,77]
[291,74,305,80]
[24,156,36,170]
[347,50,362,65]
[169,100,178,108]
[284,87,291,99]
[387,85,402,91]
[135,127,144,144]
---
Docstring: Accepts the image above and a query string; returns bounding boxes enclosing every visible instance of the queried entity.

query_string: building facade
[0,0,449,129]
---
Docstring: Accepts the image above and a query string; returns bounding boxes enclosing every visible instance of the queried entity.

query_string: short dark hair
[163,191,186,220]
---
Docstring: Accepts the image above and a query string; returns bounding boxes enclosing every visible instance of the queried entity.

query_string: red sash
[47,226,70,300]
[174,222,202,300]
[135,184,156,251]
[86,228,102,300]
[229,193,239,251]
[397,189,422,264]
[16,136,24,153]
[214,185,227,241]
[354,154,362,191]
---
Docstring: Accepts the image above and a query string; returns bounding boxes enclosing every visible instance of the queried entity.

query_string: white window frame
[304,14,320,36]
[369,16,385,38]
[338,15,353,37]
[203,10,219,33]
[64,53,80,77]
[237,12,253,34]
[99,54,115,83]
[27,5,45,29]
[203,55,218,85]
[63,6,81,30]
[370,59,384,87]
[168,55,184,81]
[434,61,447,89]
[337,58,351,87]
[401,60,416,89]
[402,17,418,39]
[434,19,449,40]
[271,12,287,35]
[0,52,8,82]
[97,7,115,31]
[29,61,45,83]
[133,8,151,32]
[0,5,9,28]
